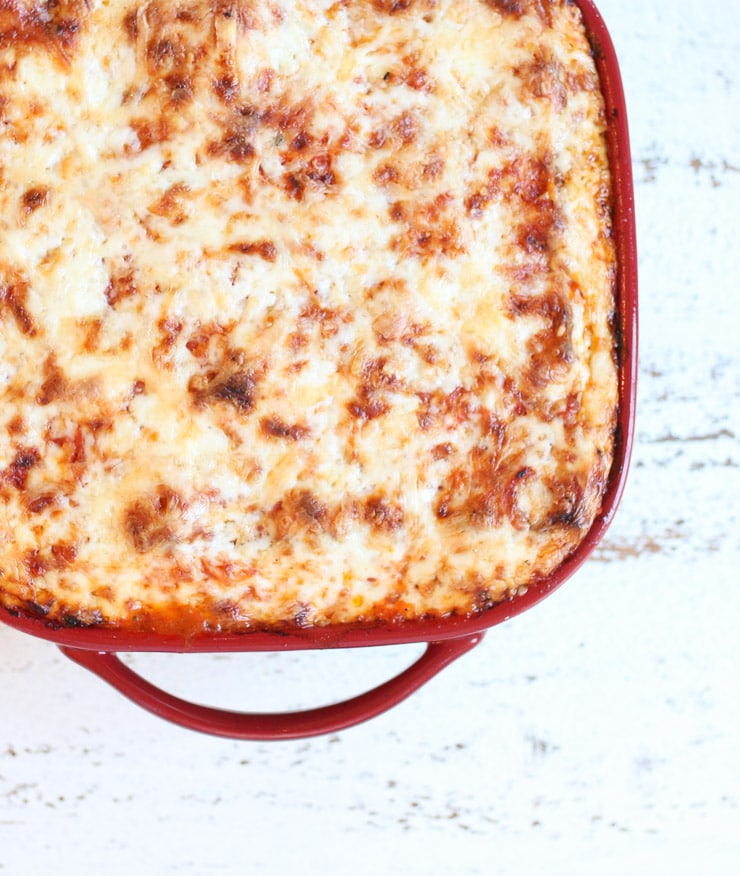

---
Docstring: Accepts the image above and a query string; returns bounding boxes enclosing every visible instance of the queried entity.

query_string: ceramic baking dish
[0,0,637,740]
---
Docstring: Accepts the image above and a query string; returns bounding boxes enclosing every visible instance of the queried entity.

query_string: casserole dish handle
[60,634,482,740]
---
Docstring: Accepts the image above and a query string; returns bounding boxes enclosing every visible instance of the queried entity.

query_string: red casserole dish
[0,0,636,740]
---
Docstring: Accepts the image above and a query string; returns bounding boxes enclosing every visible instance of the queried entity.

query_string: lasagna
[0,0,618,633]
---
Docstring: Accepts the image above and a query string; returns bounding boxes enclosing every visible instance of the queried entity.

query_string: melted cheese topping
[0,0,617,633]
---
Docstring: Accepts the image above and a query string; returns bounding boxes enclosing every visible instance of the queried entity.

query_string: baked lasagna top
[0,0,618,633]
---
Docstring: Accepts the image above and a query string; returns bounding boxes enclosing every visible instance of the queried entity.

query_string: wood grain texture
[1,2,738,874]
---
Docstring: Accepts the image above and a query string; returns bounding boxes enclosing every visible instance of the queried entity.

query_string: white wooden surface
[1,2,738,873]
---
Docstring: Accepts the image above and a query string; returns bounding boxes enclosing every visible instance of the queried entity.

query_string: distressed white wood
[1,2,738,873]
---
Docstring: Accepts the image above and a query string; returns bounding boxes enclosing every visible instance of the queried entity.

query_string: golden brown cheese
[0,0,617,633]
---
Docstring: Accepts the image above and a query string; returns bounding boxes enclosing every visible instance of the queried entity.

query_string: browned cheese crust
[0,0,617,633]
